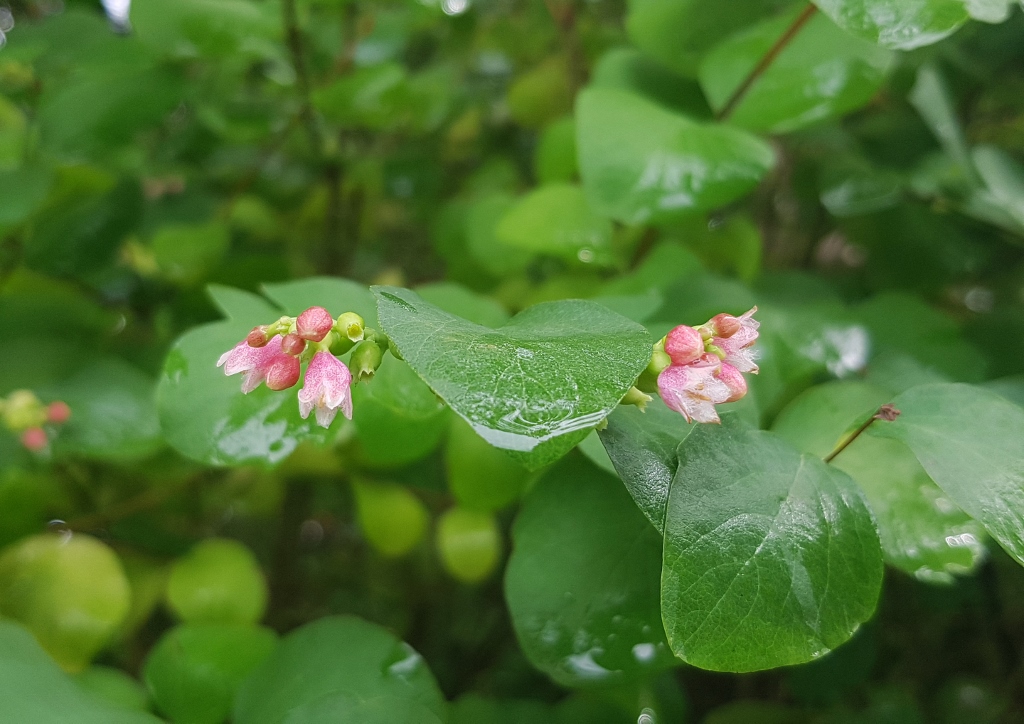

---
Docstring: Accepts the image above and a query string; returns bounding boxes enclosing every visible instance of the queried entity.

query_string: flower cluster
[217,306,388,428]
[1,390,71,451]
[649,308,759,424]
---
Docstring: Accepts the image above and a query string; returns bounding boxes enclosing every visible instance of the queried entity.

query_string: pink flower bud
[21,427,47,451]
[713,307,760,374]
[664,325,704,366]
[247,325,270,348]
[709,313,741,338]
[218,336,292,394]
[296,306,334,342]
[298,351,353,427]
[281,333,306,356]
[717,362,748,403]
[657,359,731,424]
[266,355,301,391]
[46,401,71,424]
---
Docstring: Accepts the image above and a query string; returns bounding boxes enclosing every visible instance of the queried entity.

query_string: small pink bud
[709,313,741,338]
[46,401,71,424]
[247,326,271,348]
[717,363,747,403]
[296,307,334,342]
[266,355,301,391]
[281,333,306,356]
[664,325,704,366]
[21,427,47,451]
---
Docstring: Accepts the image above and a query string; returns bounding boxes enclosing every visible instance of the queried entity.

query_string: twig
[716,3,817,122]
[65,474,209,532]
[824,403,900,463]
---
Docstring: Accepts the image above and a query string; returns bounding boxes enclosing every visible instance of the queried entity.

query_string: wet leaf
[773,381,986,583]
[869,383,1024,566]
[233,615,447,724]
[374,286,652,470]
[812,0,969,50]
[506,458,676,687]
[577,87,774,225]
[662,422,882,671]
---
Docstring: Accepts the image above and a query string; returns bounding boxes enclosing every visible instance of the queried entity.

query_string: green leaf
[812,0,969,50]
[157,288,333,467]
[535,116,579,184]
[151,221,230,286]
[351,356,450,468]
[415,283,509,328]
[625,0,797,76]
[46,359,162,462]
[166,538,268,625]
[699,9,893,133]
[74,666,150,712]
[262,276,378,326]
[773,381,986,583]
[591,48,712,119]
[909,65,976,182]
[496,184,615,266]
[868,383,1024,567]
[662,423,882,672]
[505,458,676,687]
[352,479,429,558]
[577,88,774,225]
[0,620,161,724]
[0,166,54,226]
[464,193,532,279]
[437,508,502,583]
[374,286,652,470]
[233,615,447,724]
[313,63,411,131]
[143,624,277,724]
[973,145,1024,229]
[597,397,695,532]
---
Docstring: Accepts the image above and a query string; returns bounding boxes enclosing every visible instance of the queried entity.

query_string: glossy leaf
[773,381,986,583]
[506,458,676,687]
[577,88,774,225]
[415,282,509,328]
[597,396,695,531]
[700,10,893,133]
[496,184,615,266]
[157,287,333,467]
[812,0,969,49]
[374,286,652,469]
[0,620,161,724]
[869,383,1024,566]
[233,615,447,724]
[662,423,882,672]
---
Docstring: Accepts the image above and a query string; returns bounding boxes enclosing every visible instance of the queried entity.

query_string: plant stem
[66,473,210,532]
[716,3,818,122]
[282,0,322,150]
[824,403,900,463]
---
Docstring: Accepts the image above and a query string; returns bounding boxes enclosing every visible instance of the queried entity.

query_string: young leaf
[700,10,893,133]
[576,87,775,225]
[233,616,447,724]
[868,383,1024,567]
[373,286,652,470]
[662,423,882,672]
[505,458,676,687]
[773,381,986,583]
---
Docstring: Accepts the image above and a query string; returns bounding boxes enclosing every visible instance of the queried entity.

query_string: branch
[716,3,817,122]
[824,403,900,463]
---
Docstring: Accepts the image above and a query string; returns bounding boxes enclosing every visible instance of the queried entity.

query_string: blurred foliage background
[1,0,1024,721]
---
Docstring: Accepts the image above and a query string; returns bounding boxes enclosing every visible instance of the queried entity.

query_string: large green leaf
[233,615,447,724]
[869,383,1024,566]
[662,422,882,672]
[505,458,676,687]
[812,0,969,49]
[576,88,774,225]
[373,287,652,470]
[157,288,333,466]
[0,620,161,724]
[773,381,986,583]
[597,397,695,532]
[699,10,893,133]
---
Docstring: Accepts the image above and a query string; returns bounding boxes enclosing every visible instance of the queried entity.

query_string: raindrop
[964,286,994,313]
[0,7,13,33]
[632,642,656,663]
[48,519,73,544]
[442,0,469,15]
[638,708,657,724]
[577,248,595,263]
